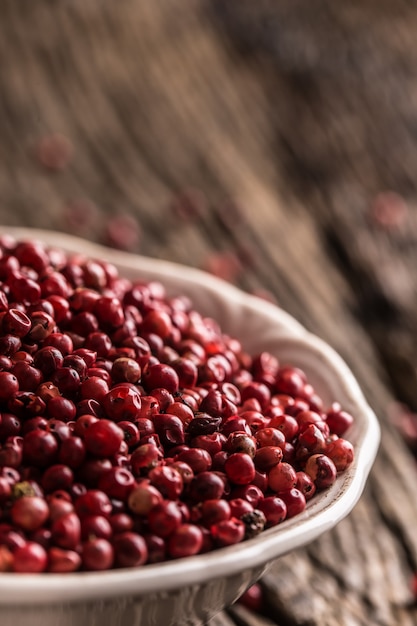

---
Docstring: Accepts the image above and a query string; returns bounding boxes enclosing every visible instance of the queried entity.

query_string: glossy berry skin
[48,497,74,523]
[295,471,316,501]
[224,453,256,485]
[98,467,136,501]
[33,346,64,377]
[200,499,231,527]
[257,496,287,527]
[12,541,48,573]
[211,518,245,547]
[12,361,43,393]
[241,382,271,411]
[229,498,254,519]
[0,372,19,402]
[47,397,76,422]
[82,537,114,571]
[148,465,183,500]
[168,524,203,559]
[295,424,326,461]
[279,488,306,519]
[75,490,112,519]
[102,385,141,422]
[326,438,354,471]
[51,367,80,396]
[80,515,112,541]
[176,448,212,474]
[275,366,306,396]
[237,583,264,613]
[0,413,21,439]
[142,363,179,394]
[326,403,354,436]
[58,437,86,469]
[51,512,81,550]
[255,427,285,449]
[147,501,182,537]
[269,413,298,440]
[10,495,49,531]
[47,547,81,573]
[22,429,58,467]
[113,532,148,567]
[187,471,225,503]
[84,420,124,457]
[109,513,134,534]
[254,446,283,472]
[143,533,166,563]
[268,462,297,493]
[38,464,74,500]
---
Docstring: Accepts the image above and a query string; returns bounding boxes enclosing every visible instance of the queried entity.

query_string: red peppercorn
[279,488,306,519]
[268,462,297,493]
[143,363,179,394]
[188,471,225,503]
[11,495,49,532]
[224,452,255,485]
[326,403,354,436]
[80,515,113,541]
[128,483,163,516]
[51,512,81,550]
[237,582,264,613]
[41,464,74,493]
[98,467,136,501]
[200,499,231,527]
[48,547,81,573]
[326,438,354,471]
[102,385,141,422]
[113,531,148,567]
[0,371,19,402]
[22,429,58,467]
[211,517,245,547]
[152,413,185,449]
[305,454,338,489]
[82,537,114,571]
[148,500,182,537]
[84,420,124,457]
[148,465,183,500]
[75,490,112,519]
[3,309,32,337]
[176,448,212,474]
[12,541,48,573]
[168,523,203,559]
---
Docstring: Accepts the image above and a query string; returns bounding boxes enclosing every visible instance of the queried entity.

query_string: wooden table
[2,2,417,624]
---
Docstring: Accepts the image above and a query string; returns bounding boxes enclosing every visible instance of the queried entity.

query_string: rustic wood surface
[2,1,417,624]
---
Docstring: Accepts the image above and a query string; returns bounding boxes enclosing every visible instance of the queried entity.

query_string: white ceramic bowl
[0,228,380,626]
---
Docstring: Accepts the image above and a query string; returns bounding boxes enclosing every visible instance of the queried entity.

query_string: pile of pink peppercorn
[0,237,354,573]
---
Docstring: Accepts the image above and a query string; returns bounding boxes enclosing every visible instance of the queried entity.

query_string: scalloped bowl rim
[0,227,380,605]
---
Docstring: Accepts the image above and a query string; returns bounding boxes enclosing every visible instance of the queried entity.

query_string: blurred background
[2,2,417,624]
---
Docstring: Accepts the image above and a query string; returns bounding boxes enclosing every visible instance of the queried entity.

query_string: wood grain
[1,2,417,625]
